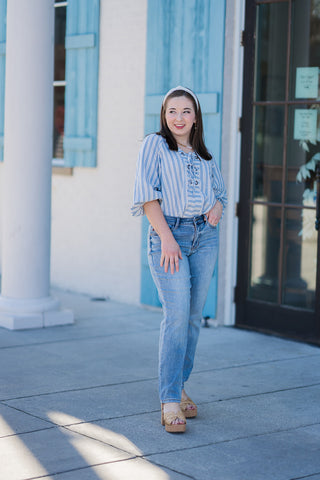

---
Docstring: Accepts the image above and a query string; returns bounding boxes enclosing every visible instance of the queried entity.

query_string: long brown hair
[157,89,212,160]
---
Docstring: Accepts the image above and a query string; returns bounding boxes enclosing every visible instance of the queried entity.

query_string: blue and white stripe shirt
[131,133,227,218]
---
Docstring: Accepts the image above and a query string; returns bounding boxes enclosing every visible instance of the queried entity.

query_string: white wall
[51,0,147,304]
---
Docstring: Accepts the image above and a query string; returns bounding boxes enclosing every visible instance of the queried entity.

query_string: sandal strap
[163,409,186,425]
[180,396,196,409]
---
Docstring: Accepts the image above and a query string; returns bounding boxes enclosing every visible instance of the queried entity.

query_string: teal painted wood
[141,0,226,317]
[0,0,7,162]
[64,0,100,167]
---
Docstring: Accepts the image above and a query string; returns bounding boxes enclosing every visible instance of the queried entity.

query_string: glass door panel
[249,205,281,302]
[286,105,319,205]
[282,208,317,309]
[252,105,285,203]
[254,3,288,101]
[290,0,320,100]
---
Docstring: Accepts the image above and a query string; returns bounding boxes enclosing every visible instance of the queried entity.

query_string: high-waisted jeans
[148,214,219,403]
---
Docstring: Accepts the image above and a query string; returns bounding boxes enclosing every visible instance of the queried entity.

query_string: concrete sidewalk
[0,290,320,480]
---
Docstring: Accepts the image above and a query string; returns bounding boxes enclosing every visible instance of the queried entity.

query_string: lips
[174,124,185,129]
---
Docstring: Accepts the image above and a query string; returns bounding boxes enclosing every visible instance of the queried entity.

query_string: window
[53,1,67,166]
[0,0,100,167]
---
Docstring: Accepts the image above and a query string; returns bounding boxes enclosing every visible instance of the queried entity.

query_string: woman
[132,86,227,433]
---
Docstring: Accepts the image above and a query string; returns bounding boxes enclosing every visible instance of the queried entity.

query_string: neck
[177,141,192,149]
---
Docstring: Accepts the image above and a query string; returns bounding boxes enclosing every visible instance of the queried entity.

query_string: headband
[162,86,199,109]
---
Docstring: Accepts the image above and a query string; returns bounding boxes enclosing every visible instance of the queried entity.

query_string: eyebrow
[167,107,192,110]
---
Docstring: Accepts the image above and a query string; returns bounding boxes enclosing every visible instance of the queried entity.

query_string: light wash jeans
[148,215,219,403]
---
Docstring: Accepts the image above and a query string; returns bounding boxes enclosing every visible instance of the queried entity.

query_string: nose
[176,111,182,121]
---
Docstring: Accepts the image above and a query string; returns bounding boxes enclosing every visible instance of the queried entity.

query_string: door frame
[235,0,320,344]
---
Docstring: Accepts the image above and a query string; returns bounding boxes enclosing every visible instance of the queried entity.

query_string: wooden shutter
[64,0,100,167]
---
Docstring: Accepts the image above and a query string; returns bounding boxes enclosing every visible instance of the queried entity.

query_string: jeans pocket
[206,220,217,229]
[149,225,158,237]
[148,229,161,255]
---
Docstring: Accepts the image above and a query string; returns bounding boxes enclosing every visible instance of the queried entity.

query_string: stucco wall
[51,0,147,304]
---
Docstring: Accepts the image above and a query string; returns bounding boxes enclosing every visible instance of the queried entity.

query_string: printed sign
[293,109,317,141]
[295,67,319,99]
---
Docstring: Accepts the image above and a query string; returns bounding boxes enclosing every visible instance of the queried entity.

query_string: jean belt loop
[175,217,180,229]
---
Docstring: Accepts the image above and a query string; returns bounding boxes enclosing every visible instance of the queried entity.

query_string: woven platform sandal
[180,395,197,418]
[161,404,186,433]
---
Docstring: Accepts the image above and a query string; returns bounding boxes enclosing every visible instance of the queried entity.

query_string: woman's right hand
[160,234,182,274]
[143,200,182,274]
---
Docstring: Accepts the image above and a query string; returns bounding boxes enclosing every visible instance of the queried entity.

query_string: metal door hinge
[238,117,243,132]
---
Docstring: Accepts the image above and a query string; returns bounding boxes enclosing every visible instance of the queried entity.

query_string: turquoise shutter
[142,0,226,317]
[0,0,6,162]
[64,0,100,167]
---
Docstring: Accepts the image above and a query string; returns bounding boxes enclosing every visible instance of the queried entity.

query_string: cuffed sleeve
[131,134,163,217]
[211,157,228,215]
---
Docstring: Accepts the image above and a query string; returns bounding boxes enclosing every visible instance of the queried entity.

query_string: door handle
[316,163,320,231]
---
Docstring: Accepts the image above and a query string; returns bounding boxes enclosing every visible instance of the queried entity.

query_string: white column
[0,0,73,329]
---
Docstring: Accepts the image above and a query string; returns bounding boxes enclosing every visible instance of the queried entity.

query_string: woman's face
[165,96,196,144]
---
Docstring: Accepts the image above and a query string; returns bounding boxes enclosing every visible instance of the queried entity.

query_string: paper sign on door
[295,67,319,99]
[293,109,317,141]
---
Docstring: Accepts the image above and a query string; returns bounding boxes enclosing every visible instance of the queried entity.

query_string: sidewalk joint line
[0,425,56,440]
[199,382,320,404]
[2,380,319,413]
[2,352,320,403]
[0,401,59,428]
[150,460,197,479]
[19,455,138,480]
[291,472,320,480]
[142,421,320,458]
[0,376,158,402]
[193,352,320,374]
[0,326,160,351]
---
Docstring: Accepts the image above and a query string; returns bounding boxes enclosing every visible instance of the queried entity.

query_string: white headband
[162,86,199,109]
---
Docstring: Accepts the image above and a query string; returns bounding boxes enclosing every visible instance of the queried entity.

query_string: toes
[174,417,185,425]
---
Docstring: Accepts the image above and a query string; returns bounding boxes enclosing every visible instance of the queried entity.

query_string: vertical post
[0,0,73,329]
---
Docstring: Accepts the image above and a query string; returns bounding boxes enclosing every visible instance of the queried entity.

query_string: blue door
[141,0,226,317]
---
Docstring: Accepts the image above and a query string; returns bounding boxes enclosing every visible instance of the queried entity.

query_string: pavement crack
[0,376,158,402]
[142,421,320,458]
[2,353,320,403]
[150,459,197,479]
[290,473,320,480]
[200,382,320,404]
[0,401,58,431]
[61,424,141,458]
[0,327,160,351]
[19,456,138,480]
[193,352,320,375]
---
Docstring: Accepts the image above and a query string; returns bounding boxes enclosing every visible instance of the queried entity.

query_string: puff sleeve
[131,134,162,217]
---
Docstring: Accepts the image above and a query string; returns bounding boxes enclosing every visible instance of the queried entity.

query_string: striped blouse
[131,133,227,218]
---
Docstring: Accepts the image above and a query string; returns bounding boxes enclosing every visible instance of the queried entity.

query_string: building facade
[0,0,319,342]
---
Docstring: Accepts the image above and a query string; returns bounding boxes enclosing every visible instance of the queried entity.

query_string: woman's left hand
[206,201,223,227]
